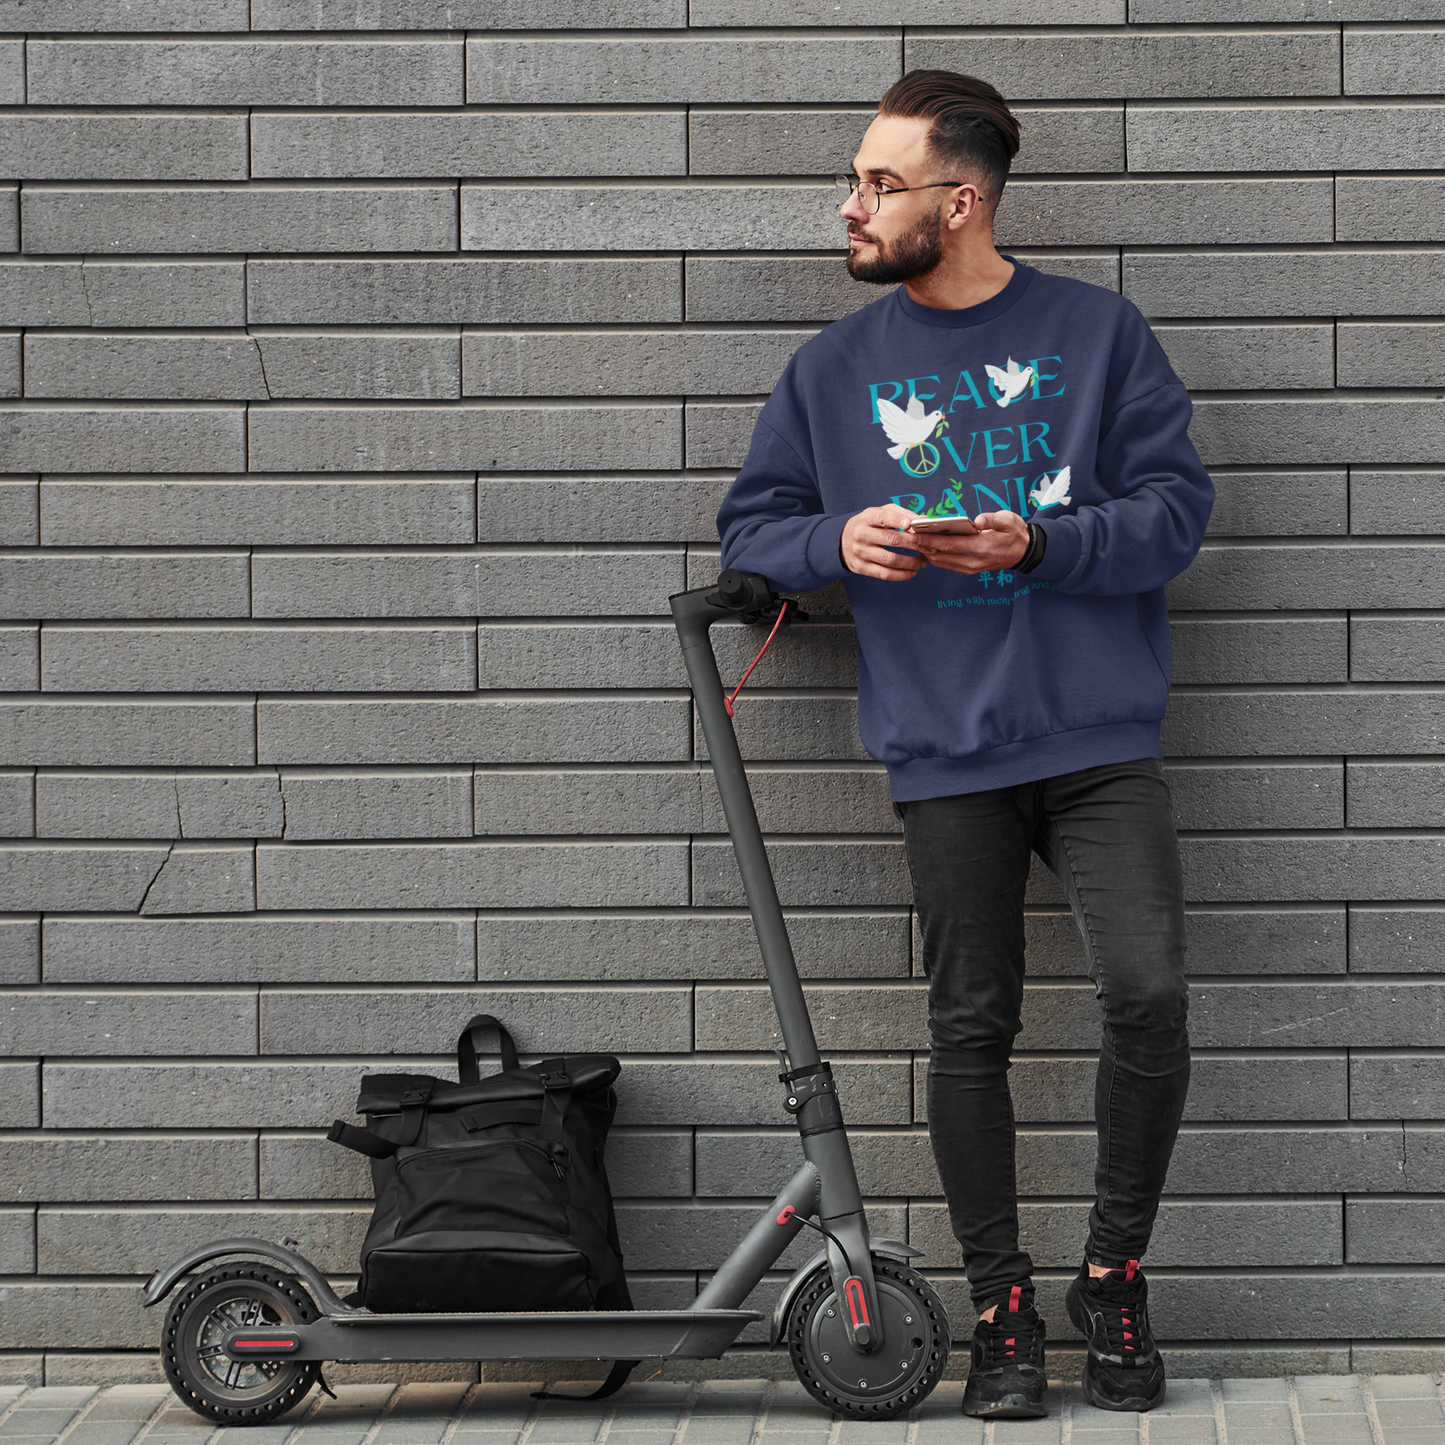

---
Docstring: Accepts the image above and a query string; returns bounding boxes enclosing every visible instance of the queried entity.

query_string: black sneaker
[1065,1259,1166,1412]
[961,1284,1047,1419]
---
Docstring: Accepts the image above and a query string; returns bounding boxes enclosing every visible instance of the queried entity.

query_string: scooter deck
[223,1309,762,1363]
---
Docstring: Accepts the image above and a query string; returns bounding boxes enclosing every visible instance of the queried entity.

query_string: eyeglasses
[835,173,968,216]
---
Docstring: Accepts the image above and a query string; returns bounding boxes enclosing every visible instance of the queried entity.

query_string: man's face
[841,114,949,285]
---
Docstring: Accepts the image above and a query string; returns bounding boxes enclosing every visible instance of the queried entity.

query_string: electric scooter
[143,571,951,1423]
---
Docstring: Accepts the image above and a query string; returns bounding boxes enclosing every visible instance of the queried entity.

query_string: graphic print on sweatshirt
[869,350,1071,606]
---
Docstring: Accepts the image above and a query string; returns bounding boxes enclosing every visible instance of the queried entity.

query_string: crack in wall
[136,841,175,916]
[173,775,185,839]
[77,260,95,328]
[250,333,274,400]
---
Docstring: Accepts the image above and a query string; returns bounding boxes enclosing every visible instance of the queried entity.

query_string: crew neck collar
[893,258,1033,329]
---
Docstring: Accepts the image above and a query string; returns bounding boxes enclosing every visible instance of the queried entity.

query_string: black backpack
[327,1014,632,1317]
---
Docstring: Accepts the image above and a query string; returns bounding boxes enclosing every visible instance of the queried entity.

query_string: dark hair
[877,69,1020,206]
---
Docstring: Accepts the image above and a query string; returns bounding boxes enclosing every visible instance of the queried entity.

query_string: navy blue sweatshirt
[717,262,1214,801]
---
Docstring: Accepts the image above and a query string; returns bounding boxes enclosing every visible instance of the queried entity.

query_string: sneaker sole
[1079,1368,1165,1414]
[961,1392,1048,1420]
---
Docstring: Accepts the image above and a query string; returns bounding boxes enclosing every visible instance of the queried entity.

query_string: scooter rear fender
[768,1238,923,1349]
[142,1237,360,1317]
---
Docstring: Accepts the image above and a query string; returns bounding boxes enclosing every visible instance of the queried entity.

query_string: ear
[943,183,985,231]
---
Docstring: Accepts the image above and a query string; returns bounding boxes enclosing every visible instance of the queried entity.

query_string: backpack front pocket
[394,1140,570,1239]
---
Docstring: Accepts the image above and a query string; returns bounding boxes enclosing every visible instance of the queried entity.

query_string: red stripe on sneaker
[1009,1285,1022,1311]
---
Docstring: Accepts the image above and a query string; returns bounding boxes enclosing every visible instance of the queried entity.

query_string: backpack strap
[536,1063,573,1149]
[327,1120,397,1159]
[458,1014,521,1082]
[532,1359,638,1403]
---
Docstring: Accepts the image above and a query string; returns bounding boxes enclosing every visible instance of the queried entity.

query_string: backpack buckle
[539,1070,571,1091]
[399,1088,430,1107]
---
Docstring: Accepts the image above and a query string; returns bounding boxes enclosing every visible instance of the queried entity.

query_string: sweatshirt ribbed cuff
[1024,518,1082,583]
[805,512,851,586]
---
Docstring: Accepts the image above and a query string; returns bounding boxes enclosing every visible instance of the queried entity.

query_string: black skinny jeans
[897,757,1190,1313]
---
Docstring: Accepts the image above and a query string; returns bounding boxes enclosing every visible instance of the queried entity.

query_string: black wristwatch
[1016,522,1047,574]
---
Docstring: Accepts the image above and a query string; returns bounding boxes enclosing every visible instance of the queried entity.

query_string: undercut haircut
[877,69,1020,207]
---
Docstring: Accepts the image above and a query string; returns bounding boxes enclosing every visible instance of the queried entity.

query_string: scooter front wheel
[785,1253,950,1418]
[161,1264,321,1424]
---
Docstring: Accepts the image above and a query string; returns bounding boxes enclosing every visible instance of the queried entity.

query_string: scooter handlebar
[669,572,806,640]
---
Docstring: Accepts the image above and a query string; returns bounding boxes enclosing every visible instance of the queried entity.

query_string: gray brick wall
[0,0,1437,1391]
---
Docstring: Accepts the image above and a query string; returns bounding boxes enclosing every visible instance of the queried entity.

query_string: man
[717,71,1213,1419]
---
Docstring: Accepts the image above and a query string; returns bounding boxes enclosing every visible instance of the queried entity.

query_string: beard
[846,205,945,285]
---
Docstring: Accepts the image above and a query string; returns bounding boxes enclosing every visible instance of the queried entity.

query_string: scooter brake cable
[724,600,790,717]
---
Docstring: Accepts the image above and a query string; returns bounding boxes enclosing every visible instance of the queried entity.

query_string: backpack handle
[458,1014,521,1082]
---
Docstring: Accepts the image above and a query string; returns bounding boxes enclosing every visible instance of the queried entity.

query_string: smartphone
[905,516,978,535]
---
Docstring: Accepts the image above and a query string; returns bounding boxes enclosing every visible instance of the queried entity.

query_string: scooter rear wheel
[161,1264,321,1424]
[785,1253,950,1418]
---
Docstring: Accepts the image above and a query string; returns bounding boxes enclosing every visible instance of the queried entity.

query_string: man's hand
[907,510,1029,575]
[841,505,929,581]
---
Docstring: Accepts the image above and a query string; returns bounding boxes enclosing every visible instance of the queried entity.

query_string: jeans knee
[1103,970,1188,1035]
[930,1041,1014,1080]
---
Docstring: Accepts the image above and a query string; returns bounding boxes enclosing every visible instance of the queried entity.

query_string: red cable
[724,602,789,716]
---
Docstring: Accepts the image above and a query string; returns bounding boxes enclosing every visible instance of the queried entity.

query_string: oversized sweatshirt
[717,261,1214,801]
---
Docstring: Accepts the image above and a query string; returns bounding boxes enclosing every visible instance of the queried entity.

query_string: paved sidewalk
[2,1376,1443,1445]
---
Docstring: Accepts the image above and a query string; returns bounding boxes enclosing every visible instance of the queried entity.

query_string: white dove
[1028,466,1072,510]
[984,357,1034,408]
[877,395,945,459]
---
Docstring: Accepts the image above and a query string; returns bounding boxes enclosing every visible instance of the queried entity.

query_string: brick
[38,1206,367,1276]
[23,186,456,257]
[1191,981,1445,1048]
[0,480,37,546]
[1353,1053,1445,1119]
[0,332,16,398]
[477,475,721,544]
[0,844,167,911]
[0,700,254,768]
[0,112,248,182]
[1165,691,1445,757]
[1193,399,1445,467]
[0,406,244,475]
[253,0,684,24]
[906,30,1340,101]
[0,1133,255,1204]
[248,403,679,473]
[1347,1199,1445,1264]
[253,332,459,401]
[697,982,923,1052]
[1351,907,1445,973]
[0,1206,34,1273]
[249,259,681,327]
[177,772,281,839]
[998,179,1330,247]
[256,840,690,909]
[41,476,473,548]
[697,0,1120,18]
[1138,0,1445,14]
[686,401,761,471]
[1186,907,1345,976]
[0,772,30,837]
[1348,762,1445,827]
[0,42,17,107]
[467,37,894,106]
[704,696,864,764]
[282,769,472,840]
[1173,543,1445,609]
[139,842,255,916]
[29,39,462,107]
[477,911,908,981]
[1171,619,1347,685]
[1126,248,1445,318]
[0,1283,150,1350]
[0,989,255,1058]
[260,985,692,1055]
[24,333,267,402]
[913,1198,1339,1269]
[1206,469,1348,537]
[42,624,476,693]
[261,699,689,768]
[1353,469,1445,535]
[36,774,179,840]
[0,553,248,622]
[254,110,685,179]
[1165,762,1342,830]
[0,260,242,329]
[0,626,35,689]
[0,1061,38,1127]
[1130,102,1445,172]
[685,257,887,323]
[462,330,812,399]
[43,914,475,984]
[0,186,13,253]
[1182,836,1445,903]
[0,917,38,985]
[1154,323,1333,391]
[1339,176,1445,243]
[1009,249,1120,292]
[462,183,838,253]
[694,840,905,908]
[254,548,682,619]
[1346,28,1445,95]
[259,1130,385,1201]
[0,0,246,23]
[619,1059,909,1128]
[1340,322,1445,388]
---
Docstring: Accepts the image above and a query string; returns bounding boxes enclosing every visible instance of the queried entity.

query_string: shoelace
[980,1287,1043,1367]
[1088,1260,1148,1357]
